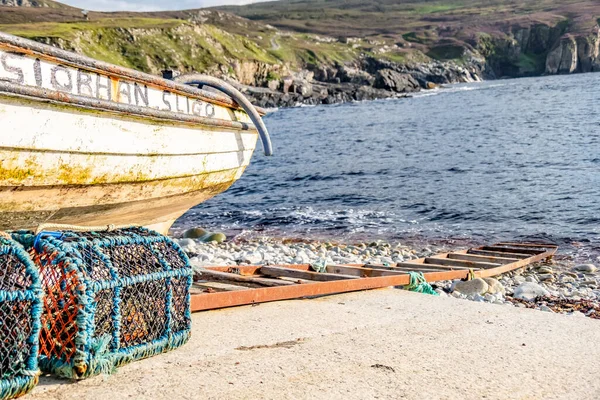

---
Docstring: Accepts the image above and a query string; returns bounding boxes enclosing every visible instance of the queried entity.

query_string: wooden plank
[194,281,250,292]
[326,265,406,278]
[495,242,557,249]
[481,246,544,255]
[476,248,557,278]
[391,265,466,272]
[344,263,449,273]
[467,249,530,259]
[275,277,315,284]
[259,266,359,281]
[203,265,273,275]
[425,257,500,269]
[397,262,476,271]
[359,263,408,270]
[195,268,297,287]
[447,253,519,265]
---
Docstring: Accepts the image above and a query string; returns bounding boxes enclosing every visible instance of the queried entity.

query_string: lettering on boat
[0,48,216,118]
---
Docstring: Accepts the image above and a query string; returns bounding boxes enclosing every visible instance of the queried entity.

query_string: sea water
[176,73,600,262]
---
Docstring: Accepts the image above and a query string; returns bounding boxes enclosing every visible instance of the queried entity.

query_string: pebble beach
[175,237,600,319]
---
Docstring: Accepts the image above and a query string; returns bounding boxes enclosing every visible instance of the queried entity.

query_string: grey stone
[294,251,311,264]
[453,278,489,296]
[182,227,208,239]
[373,69,420,93]
[484,293,496,302]
[483,278,505,295]
[537,267,554,274]
[513,276,526,285]
[245,252,263,265]
[467,294,485,302]
[205,233,226,243]
[539,305,555,313]
[177,238,195,248]
[537,274,554,282]
[560,275,577,284]
[513,282,549,301]
[574,264,597,273]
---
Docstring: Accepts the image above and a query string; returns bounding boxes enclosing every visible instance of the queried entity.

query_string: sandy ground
[30,289,600,400]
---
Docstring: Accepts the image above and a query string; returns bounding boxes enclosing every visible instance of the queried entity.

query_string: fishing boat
[0,31,272,234]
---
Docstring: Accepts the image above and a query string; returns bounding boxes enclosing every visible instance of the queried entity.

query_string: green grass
[411,4,463,14]
[427,44,465,60]
[0,14,358,76]
[516,52,546,74]
[214,0,594,40]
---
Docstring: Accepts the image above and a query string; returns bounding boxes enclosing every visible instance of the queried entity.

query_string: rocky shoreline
[435,260,600,319]
[235,56,484,108]
[175,237,600,319]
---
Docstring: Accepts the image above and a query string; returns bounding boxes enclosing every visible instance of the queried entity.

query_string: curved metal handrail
[174,74,273,156]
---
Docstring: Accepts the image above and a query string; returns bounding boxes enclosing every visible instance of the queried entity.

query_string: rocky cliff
[546,31,600,74]
[240,56,484,108]
[476,22,600,77]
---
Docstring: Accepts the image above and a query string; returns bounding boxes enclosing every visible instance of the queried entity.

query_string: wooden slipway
[190,242,558,312]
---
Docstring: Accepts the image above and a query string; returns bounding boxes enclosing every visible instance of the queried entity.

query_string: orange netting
[34,251,79,363]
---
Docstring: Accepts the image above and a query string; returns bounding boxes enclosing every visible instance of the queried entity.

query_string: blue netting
[0,237,43,400]
[13,227,192,380]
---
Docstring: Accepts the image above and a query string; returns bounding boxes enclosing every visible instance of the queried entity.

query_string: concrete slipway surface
[30,289,600,400]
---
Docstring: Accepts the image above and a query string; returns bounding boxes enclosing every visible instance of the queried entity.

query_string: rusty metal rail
[190,242,558,312]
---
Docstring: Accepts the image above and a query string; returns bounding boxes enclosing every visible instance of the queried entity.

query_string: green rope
[467,268,475,281]
[310,258,328,273]
[406,272,439,296]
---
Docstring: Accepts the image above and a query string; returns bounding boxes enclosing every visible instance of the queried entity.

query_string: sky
[58,0,269,12]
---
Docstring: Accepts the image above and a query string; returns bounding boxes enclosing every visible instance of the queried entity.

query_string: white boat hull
[0,96,258,233]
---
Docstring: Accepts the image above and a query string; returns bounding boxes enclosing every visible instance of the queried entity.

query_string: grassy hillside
[215,0,599,38]
[0,0,598,87]
[0,8,359,81]
[215,0,600,76]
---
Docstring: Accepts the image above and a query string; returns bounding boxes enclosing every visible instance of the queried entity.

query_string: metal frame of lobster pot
[0,236,43,400]
[12,227,193,379]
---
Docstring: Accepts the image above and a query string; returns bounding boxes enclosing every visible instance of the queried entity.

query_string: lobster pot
[0,237,42,400]
[14,228,192,379]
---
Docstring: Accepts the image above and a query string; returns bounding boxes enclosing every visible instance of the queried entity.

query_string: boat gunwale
[0,80,258,132]
[0,31,267,115]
